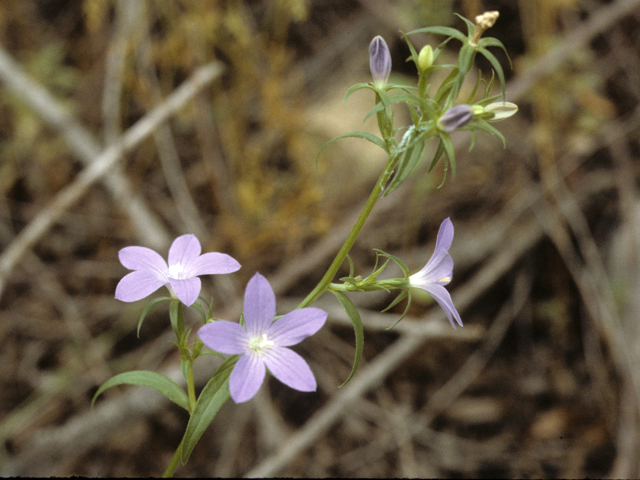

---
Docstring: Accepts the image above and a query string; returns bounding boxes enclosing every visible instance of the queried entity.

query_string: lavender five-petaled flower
[437,105,474,133]
[369,35,391,89]
[409,218,463,329]
[115,234,241,306]
[199,273,327,403]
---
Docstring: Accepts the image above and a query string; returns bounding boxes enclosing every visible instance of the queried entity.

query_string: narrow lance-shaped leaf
[383,290,412,329]
[440,132,457,178]
[91,370,190,412]
[181,355,238,464]
[332,291,364,387]
[434,66,460,105]
[384,133,426,196]
[137,296,171,337]
[191,300,207,323]
[169,300,182,339]
[344,82,377,102]
[454,13,477,37]
[316,132,388,167]
[406,26,467,43]
[478,47,507,99]
[471,118,506,146]
[427,137,446,172]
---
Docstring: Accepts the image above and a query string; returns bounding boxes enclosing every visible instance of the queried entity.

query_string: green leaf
[384,290,413,329]
[454,13,477,37]
[316,132,388,167]
[400,31,420,66]
[427,138,446,172]
[363,101,386,123]
[384,133,426,196]
[385,93,439,119]
[476,93,503,107]
[480,37,512,69]
[344,82,376,103]
[478,47,506,99]
[374,249,410,277]
[466,70,483,104]
[346,254,356,277]
[180,355,238,464]
[331,291,364,387]
[137,296,171,337]
[169,300,183,338]
[91,370,190,411]
[191,300,207,323]
[470,118,506,146]
[447,44,476,104]
[439,132,457,178]
[406,26,467,43]
[434,67,459,105]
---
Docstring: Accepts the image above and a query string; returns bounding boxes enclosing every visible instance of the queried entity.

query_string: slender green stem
[162,438,184,478]
[298,153,400,309]
[187,361,196,412]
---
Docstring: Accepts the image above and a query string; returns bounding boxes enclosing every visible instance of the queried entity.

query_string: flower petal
[243,273,276,338]
[169,276,201,306]
[118,246,168,279]
[115,270,166,302]
[434,218,454,253]
[229,352,266,403]
[198,321,249,355]
[264,347,316,392]
[268,308,327,347]
[190,252,241,277]
[414,251,453,286]
[168,234,201,268]
[419,283,463,329]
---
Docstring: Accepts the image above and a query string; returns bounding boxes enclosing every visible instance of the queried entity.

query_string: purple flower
[409,218,463,329]
[199,273,327,403]
[437,105,474,133]
[369,35,391,89]
[115,234,241,306]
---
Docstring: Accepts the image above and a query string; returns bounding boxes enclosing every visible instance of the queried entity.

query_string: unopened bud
[418,45,433,72]
[437,105,474,133]
[471,105,485,116]
[369,35,392,89]
[483,101,518,121]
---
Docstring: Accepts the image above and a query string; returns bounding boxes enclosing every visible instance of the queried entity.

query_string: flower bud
[471,105,485,116]
[418,45,433,72]
[369,35,391,89]
[437,105,474,132]
[483,101,518,121]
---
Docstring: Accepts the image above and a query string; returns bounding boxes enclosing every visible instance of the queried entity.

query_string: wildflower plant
[93,11,516,477]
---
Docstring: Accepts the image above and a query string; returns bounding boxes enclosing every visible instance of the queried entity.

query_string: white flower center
[168,263,187,279]
[248,333,274,354]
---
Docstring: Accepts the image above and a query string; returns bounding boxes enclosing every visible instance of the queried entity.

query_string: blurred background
[1,0,640,476]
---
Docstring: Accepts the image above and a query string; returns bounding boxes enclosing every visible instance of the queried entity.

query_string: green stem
[187,360,196,412]
[298,154,400,309]
[162,438,184,478]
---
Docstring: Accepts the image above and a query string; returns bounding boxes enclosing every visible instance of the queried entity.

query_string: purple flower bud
[437,105,474,133]
[369,35,391,89]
